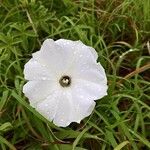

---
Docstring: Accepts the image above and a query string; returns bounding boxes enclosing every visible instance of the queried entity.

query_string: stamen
[59,75,71,87]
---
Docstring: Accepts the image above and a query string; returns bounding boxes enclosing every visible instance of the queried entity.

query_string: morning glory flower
[23,39,108,127]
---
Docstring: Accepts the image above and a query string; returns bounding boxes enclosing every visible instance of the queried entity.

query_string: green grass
[0,0,150,149]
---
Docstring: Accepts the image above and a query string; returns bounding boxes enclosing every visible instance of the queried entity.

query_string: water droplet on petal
[42,77,47,80]
[45,103,48,107]
[42,64,46,67]
[80,95,84,98]
[73,51,77,54]
[60,119,64,123]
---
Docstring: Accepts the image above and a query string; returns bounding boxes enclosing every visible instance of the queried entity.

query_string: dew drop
[80,95,84,98]
[42,77,47,80]
[42,64,46,67]
[73,51,77,54]
[60,119,64,123]
[45,103,48,107]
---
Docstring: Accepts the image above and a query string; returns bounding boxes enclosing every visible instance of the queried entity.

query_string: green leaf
[0,122,13,132]
[114,141,129,150]
[0,90,9,111]
[105,129,117,148]
[0,135,16,150]
[58,144,87,150]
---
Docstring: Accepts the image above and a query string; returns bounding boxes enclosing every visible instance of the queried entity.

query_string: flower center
[59,75,71,87]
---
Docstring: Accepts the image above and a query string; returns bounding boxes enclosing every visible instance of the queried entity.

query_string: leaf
[105,129,117,148]
[55,129,104,141]
[72,126,90,150]
[0,122,13,132]
[129,129,150,148]
[114,141,130,150]
[58,144,87,150]
[0,135,16,150]
[0,90,9,111]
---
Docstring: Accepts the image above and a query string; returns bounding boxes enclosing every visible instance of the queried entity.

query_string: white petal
[72,79,107,100]
[35,89,95,127]
[74,62,107,84]
[53,91,72,127]
[55,39,98,61]
[23,80,58,105]
[55,39,98,75]
[35,90,60,121]
[32,39,71,76]
[24,58,54,81]
[70,88,96,123]
[32,39,99,78]
[52,90,95,127]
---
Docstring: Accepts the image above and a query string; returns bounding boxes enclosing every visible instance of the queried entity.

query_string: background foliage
[0,0,150,149]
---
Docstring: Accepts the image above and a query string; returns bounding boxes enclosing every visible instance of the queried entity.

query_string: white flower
[23,39,108,127]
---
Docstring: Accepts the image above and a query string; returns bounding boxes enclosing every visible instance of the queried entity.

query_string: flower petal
[23,80,58,105]
[35,90,60,121]
[70,88,96,123]
[55,39,98,61]
[53,91,72,127]
[33,90,75,127]
[73,63,107,84]
[40,89,96,127]
[55,39,100,77]
[32,39,70,76]
[24,58,54,81]
[72,79,107,100]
